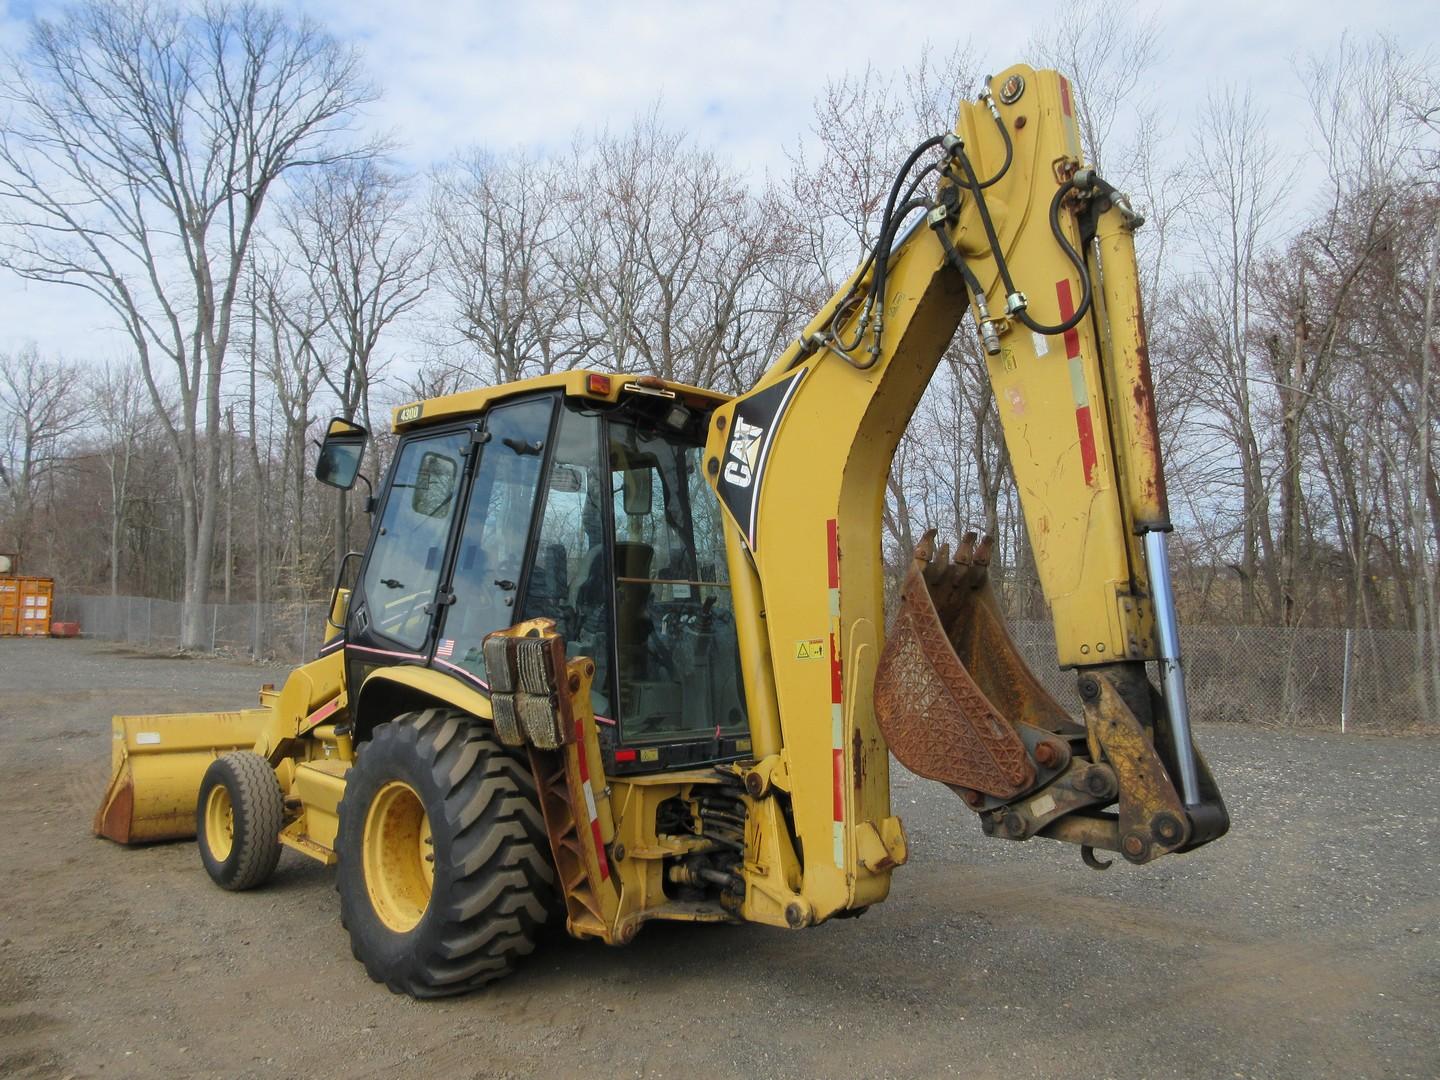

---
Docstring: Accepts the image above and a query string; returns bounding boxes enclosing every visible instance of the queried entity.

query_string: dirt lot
[0,637,1435,1079]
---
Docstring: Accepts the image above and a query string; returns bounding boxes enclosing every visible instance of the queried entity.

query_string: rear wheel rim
[204,784,234,862]
[362,780,434,933]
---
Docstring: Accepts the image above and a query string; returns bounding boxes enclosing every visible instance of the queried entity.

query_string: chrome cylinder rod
[1144,530,1201,806]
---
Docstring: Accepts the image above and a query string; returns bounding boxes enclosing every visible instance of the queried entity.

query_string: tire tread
[336,708,555,997]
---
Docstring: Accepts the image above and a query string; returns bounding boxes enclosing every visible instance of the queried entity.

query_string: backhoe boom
[705,64,1227,924]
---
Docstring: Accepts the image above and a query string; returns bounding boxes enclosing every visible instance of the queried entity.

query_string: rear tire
[197,751,284,891]
[335,708,555,998]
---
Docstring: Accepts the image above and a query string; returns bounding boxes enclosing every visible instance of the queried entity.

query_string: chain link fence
[52,594,1434,733]
[1007,620,1433,733]
[53,594,332,666]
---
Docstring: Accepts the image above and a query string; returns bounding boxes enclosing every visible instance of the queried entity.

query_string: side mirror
[315,417,369,491]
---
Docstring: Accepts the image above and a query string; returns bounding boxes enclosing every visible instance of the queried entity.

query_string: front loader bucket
[94,709,270,844]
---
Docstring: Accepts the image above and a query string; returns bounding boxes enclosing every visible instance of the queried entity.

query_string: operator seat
[613,542,655,678]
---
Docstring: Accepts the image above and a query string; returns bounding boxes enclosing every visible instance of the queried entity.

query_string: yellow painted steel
[362,780,434,933]
[93,708,270,843]
[603,772,741,942]
[1093,209,1170,534]
[282,759,348,861]
[707,65,1160,923]
[357,664,494,724]
[95,649,347,845]
[392,371,730,433]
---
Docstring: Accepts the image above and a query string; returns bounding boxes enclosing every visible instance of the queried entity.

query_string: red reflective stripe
[591,817,610,880]
[1056,279,1098,486]
[825,518,839,589]
[1076,405,1098,486]
[305,698,339,726]
[571,715,609,880]
[832,748,845,820]
[1057,278,1080,358]
[1060,76,1073,117]
[829,633,843,703]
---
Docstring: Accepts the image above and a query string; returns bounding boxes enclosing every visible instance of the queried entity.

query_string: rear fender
[354,665,493,743]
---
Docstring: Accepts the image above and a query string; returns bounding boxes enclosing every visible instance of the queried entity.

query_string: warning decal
[794,638,826,661]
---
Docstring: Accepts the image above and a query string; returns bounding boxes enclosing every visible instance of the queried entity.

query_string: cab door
[429,396,555,683]
[346,426,471,676]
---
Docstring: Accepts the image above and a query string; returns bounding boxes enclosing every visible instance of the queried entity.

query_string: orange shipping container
[0,576,54,636]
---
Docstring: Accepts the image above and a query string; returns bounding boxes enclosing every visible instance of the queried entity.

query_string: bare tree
[0,0,377,646]
[86,357,157,595]
[571,116,796,391]
[253,254,331,597]
[284,158,430,569]
[0,346,86,559]
[1173,87,1293,620]
[1027,2,1162,180]
[430,150,588,385]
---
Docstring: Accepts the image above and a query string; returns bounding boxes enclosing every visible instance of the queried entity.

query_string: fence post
[145,598,152,648]
[1340,627,1353,734]
[211,604,218,652]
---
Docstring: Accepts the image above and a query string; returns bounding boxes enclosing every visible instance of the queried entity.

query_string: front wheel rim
[204,784,234,861]
[362,780,434,933]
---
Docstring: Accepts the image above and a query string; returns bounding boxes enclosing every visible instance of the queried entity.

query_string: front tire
[197,751,284,891]
[335,708,555,998]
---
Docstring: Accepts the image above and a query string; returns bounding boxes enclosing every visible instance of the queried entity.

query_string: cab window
[519,403,615,718]
[438,399,552,678]
[360,430,468,650]
[607,418,747,745]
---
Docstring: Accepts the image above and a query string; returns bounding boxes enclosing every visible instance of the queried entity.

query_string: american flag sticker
[436,638,455,659]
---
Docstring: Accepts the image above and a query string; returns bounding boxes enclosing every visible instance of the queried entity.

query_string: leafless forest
[0,3,1436,715]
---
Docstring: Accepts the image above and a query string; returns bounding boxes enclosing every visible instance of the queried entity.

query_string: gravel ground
[0,637,1435,1079]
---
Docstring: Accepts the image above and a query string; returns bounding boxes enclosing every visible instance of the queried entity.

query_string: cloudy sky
[0,0,1434,367]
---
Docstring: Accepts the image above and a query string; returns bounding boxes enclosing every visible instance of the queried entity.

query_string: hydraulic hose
[835,197,934,365]
[832,135,947,357]
[972,84,1014,189]
[808,99,1022,370]
[952,147,1093,337]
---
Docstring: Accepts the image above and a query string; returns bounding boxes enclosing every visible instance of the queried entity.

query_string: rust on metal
[873,533,1035,799]
[930,531,1083,737]
[93,777,135,843]
[1125,281,1169,526]
[1080,672,1191,864]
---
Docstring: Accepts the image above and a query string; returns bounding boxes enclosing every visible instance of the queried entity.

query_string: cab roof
[391,371,731,433]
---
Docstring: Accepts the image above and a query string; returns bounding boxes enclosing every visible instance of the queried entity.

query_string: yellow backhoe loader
[95,64,1227,997]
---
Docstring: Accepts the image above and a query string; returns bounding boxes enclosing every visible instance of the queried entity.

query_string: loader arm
[706,64,1226,924]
